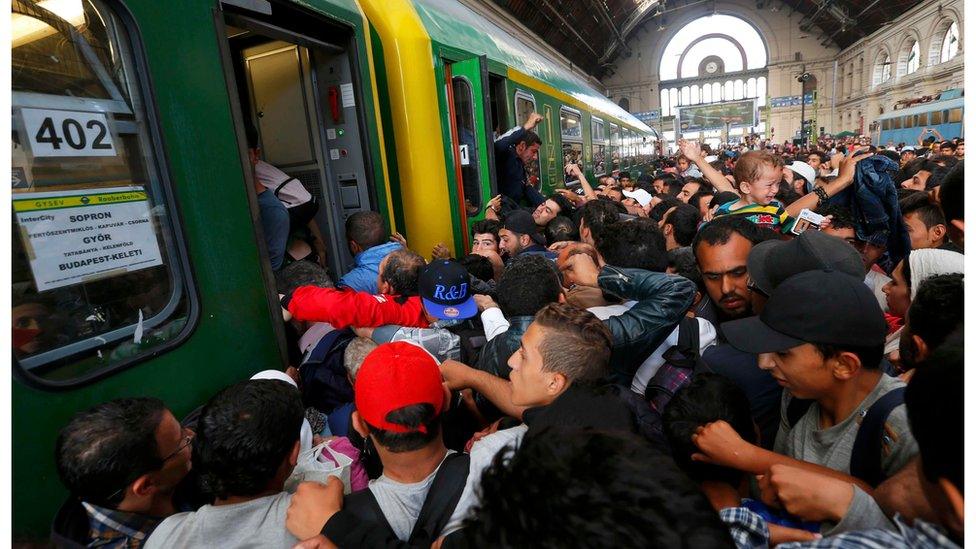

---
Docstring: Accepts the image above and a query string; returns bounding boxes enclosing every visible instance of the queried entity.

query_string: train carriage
[11,0,655,538]
[873,88,964,147]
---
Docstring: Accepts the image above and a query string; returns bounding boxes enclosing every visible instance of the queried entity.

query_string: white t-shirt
[630,317,718,395]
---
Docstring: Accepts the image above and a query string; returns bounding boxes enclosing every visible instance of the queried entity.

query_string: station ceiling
[491,0,926,79]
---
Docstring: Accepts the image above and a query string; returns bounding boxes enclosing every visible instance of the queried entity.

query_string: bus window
[451,75,482,216]
[917,112,928,126]
[559,107,583,170]
[931,110,942,125]
[949,108,963,123]
[11,0,193,383]
[591,117,606,176]
[514,90,541,188]
[610,123,620,171]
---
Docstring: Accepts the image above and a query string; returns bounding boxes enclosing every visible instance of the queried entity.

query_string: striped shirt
[713,199,794,233]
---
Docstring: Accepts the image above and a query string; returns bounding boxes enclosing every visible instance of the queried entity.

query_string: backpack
[785,387,906,487]
[343,453,470,547]
[298,328,356,414]
[273,177,314,209]
[624,317,708,447]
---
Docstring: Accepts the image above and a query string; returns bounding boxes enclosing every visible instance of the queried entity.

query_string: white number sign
[21,108,117,158]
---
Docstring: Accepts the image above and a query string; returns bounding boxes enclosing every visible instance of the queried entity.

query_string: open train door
[445,55,496,252]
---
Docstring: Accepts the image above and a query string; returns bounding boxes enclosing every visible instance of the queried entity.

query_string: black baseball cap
[747,230,865,296]
[419,260,476,320]
[722,269,886,353]
[502,210,545,245]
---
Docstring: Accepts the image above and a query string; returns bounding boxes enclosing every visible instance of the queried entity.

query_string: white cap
[901,146,916,152]
[704,155,719,163]
[788,161,817,188]
[622,188,653,207]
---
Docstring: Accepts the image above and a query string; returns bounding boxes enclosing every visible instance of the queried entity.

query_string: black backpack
[343,453,471,547]
[298,328,356,414]
[785,387,906,487]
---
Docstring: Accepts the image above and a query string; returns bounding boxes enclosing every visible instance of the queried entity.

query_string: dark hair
[618,171,632,180]
[901,255,913,289]
[56,398,167,507]
[939,140,957,151]
[905,327,962,493]
[691,215,777,257]
[547,193,575,218]
[545,215,579,245]
[813,343,884,371]
[900,192,947,229]
[815,204,856,230]
[878,150,901,164]
[665,177,685,197]
[904,273,963,358]
[345,211,387,249]
[194,380,304,500]
[458,254,494,283]
[275,260,334,295]
[899,158,937,186]
[578,199,621,244]
[496,255,562,317]
[533,303,613,383]
[688,189,714,211]
[462,428,736,548]
[380,249,425,296]
[665,203,701,247]
[927,164,955,189]
[519,130,542,148]
[664,373,757,485]
[366,403,441,453]
[470,219,501,242]
[939,161,963,224]
[775,182,801,206]
[597,218,668,272]
[804,151,825,163]
[667,246,704,294]
[649,196,681,222]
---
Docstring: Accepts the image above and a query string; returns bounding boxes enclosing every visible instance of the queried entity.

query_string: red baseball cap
[354,342,444,434]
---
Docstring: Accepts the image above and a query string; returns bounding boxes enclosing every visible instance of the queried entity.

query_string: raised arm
[785,151,874,217]
[440,359,529,420]
[680,138,736,193]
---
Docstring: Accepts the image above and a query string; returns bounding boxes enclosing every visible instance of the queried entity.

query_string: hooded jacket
[338,241,403,294]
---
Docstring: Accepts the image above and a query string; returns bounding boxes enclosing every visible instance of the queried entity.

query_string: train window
[948,108,962,123]
[917,112,928,126]
[609,123,620,171]
[903,116,913,129]
[930,110,942,125]
[591,117,606,176]
[892,117,902,129]
[451,76,482,216]
[11,0,194,385]
[559,107,583,172]
[882,119,891,131]
[911,115,918,128]
[514,90,541,188]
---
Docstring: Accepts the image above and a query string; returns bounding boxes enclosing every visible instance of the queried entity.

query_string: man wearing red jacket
[281,249,429,329]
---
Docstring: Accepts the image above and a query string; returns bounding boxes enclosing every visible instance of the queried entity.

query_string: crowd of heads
[54,127,964,549]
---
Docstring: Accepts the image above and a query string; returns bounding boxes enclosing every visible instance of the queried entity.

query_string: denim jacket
[848,155,911,268]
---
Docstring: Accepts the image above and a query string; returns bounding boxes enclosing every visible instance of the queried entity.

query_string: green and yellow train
[11,0,658,537]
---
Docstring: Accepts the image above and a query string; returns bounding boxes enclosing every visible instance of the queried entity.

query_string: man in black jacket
[494,112,546,207]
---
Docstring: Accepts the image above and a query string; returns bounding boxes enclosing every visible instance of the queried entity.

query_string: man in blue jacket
[494,112,546,207]
[337,211,402,294]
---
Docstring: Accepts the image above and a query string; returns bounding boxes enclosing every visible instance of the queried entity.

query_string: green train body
[11,0,656,539]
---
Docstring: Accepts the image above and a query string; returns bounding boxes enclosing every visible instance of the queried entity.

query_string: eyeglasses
[746,277,768,298]
[103,428,194,503]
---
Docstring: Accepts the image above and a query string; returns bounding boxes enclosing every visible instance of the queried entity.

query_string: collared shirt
[720,507,771,549]
[82,501,163,549]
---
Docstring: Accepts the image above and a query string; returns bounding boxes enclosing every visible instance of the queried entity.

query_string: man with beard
[692,216,781,447]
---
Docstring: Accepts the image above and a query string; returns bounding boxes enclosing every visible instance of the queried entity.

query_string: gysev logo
[432,283,468,302]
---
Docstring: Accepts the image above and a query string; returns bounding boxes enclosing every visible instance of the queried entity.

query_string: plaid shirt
[82,502,163,549]
[727,506,959,549]
[720,507,771,549]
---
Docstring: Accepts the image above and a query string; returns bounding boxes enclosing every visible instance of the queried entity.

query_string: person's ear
[348,239,362,255]
[547,372,568,396]
[912,335,930,363]
[557,291,567,303]
[351,411,370,439]
[938,477,965,534]
[130,473,156,498]
[289,439,301,467]
[520,235,532,248]
[931,224,947,242]
[662,223,674,237]
[690,291,703,309]
[831,351,862,380]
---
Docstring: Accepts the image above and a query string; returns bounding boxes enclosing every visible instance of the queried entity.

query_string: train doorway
[444,55,497,252]
[215,1,378,363]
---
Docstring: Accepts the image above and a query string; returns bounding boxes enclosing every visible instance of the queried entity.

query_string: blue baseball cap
[419,260,477,320]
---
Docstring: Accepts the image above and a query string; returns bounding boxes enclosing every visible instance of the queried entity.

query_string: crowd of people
[52,112,964,548]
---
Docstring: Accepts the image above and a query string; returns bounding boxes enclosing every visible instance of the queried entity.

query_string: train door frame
[442,54,498,252]
[212,1,379,365]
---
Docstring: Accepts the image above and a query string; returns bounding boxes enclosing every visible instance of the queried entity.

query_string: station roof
[492,0,925,79]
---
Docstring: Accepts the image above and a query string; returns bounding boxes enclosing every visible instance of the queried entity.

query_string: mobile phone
[790,208,825,236]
